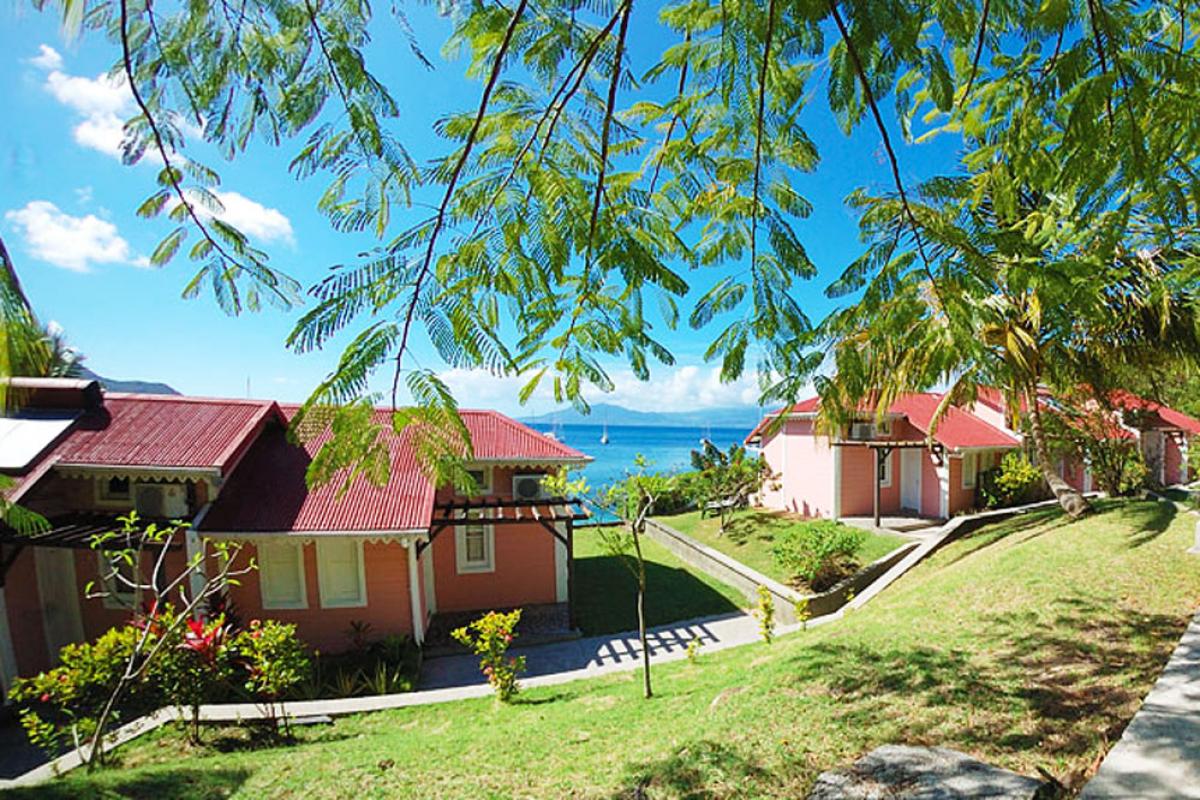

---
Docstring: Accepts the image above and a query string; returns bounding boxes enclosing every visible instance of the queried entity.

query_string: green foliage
[1039,395,1152,496]
[687,442,773,532]
[754,586,775,645]
[978,453,1046,509]
[793,596,811,631]
[234,620,311,701]
[772,520,865,590]
[8,625,156,755]
[295,634,420,700]
[451,609,526,703]
[685,635,704,664]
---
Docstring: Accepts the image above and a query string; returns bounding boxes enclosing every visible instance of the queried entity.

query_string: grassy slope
[15,500,1200,799]
[660,509,908,586]
[573,527,745,636]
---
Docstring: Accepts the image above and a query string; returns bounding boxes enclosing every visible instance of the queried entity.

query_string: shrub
[452,609,526,703]
[233,620,310,734]
[978,452,1045,508]
[754,586,776,644]
[8,624,158,755]
[772,520,865,590]
[150,607,235,743]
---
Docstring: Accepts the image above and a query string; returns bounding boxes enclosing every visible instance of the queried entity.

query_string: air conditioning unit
[512,474,546,501]
[849,422,874,441]
[133,482,189,519]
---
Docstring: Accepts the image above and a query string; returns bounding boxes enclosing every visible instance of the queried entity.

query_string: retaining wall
[644,518,918,624]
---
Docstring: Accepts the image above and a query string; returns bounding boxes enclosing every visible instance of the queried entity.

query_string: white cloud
[436,365,766,415]
[30,44,132,159]
[5,201,139,273]
[28,44,63,71]
[75,186,94,205]
[211,191,294,245]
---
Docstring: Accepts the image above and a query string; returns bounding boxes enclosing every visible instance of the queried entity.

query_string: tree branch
[959,0,990,110]
[750,0,778,275]
[390,0,530,410]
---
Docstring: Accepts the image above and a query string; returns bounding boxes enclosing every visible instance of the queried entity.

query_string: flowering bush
[451,609,526,703]
[152,607,235,743]
[8,624,159,755]
[233,620,310,734]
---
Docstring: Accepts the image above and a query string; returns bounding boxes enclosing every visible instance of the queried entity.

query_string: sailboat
[600,419,609,445]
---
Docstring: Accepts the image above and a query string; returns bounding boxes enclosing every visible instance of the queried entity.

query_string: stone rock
[808,745,1046,799]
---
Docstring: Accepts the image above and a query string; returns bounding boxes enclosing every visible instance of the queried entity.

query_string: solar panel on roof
[0,411,79,471]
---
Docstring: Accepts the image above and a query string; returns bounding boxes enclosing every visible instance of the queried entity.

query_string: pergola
[421,497,590,627]
[833,440,945,528]
[0,513,181,588]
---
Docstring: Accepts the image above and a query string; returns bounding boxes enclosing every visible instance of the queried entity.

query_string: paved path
[1081,608,1200,799]
[420,611,765,690]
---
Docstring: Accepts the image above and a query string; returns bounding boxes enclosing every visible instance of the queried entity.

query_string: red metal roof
[1110,391,1200,435]
[889,393,1021,450]
[46,394,282,474]
[202,407,589,533]
[746,393,1020,450]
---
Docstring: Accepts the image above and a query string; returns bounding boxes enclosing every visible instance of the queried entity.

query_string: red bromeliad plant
[451,609,526,703]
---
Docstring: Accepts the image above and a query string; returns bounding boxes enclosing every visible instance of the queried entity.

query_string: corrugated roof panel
[202,407,590,533]
[51,394,280,473]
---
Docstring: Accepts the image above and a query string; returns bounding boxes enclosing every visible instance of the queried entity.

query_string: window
[875,419,893,437]
[456,513,494,574]
[464,466,492,496]
[850,420,893,440]
[258,541,307,609]
[878,450,893,488]
[98,552,138,609]
[962,452,978,489]
[96,476,131,506]
[316,539,366,608]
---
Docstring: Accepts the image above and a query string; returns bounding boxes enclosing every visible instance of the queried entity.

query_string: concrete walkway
[1081,608,1200,798]
[420,611,763,690]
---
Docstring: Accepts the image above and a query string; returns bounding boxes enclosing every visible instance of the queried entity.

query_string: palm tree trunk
[1026,388,1091,517]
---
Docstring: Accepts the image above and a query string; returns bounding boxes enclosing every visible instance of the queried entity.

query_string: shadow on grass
[574,557,740,637]
[1120,500,1177,548]
[941,504,1069,566]
[3,767,251,800]
[782,594,1186,790]
[609,740,769,799]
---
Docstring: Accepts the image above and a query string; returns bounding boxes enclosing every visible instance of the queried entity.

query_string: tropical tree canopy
[23,0,1200,487]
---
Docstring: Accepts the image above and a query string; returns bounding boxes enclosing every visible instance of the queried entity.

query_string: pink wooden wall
[227,540,414,654]
[5,548,50,677]
[758,418,838,517]
[1165,436,1188,485]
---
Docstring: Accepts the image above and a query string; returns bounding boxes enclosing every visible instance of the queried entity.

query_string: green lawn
[13,499,1200,798]
[573,526,745,636]
[657,508,909,587]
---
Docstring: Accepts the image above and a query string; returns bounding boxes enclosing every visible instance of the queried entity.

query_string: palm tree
[1,235,84,391]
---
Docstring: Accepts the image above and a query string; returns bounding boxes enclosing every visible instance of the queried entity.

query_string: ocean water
[525,422,755,499]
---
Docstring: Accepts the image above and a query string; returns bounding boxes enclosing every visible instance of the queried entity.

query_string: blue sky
[0,5,961,415]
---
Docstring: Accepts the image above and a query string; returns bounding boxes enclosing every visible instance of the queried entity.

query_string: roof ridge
[103,392,276,407]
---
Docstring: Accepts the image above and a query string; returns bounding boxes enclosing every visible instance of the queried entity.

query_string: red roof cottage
[746,393,1023,526]
[0,379,590,695]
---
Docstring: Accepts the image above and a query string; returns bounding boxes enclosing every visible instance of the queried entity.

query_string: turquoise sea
[524,423,755,521]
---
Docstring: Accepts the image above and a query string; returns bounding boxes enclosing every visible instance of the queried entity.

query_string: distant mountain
[79,367,179,396]
[519,402,763,429]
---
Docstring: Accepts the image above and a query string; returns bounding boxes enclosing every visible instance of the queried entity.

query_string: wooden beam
[874,447,883,529]
[567,522,576,630]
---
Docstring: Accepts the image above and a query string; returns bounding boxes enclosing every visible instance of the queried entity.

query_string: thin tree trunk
[1026,387,1091,517]
[632,531,652,699]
